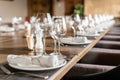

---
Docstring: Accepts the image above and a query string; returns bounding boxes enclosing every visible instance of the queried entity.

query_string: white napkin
[74,37,88,43]
[7,54,60,68]
[0,25,15,32]
[7,54,40,67]
[85,26,98,35]
[38,55,59,67]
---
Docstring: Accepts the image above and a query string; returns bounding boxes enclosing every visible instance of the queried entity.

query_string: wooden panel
[28,0,52,17]
[65,0,84,15]
[84,0,120,17]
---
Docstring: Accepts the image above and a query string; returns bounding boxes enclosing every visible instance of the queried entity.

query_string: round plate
[78,34,100,37]
[8,59,67,71]
[61,37,92,45]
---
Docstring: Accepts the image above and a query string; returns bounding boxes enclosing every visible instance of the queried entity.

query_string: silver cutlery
[0,65,48,79]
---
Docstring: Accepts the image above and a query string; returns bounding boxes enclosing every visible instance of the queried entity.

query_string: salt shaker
[34,23,44,55]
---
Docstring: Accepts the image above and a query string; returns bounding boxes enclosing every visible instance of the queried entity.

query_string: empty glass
[37,13,50,55]
[50,16,67,55]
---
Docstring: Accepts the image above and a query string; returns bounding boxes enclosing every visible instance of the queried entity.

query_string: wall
[0,0,27,23]
[84,0,120,17]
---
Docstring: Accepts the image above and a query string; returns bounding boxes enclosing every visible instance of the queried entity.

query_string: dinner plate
[77,33,100,37]
[8,59,67,71]
[60,37,92,45]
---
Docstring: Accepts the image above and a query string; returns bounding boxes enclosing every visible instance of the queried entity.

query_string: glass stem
[72,27,76,39]
[58,38,61,55]
[43,37,46,55]
[53,39,58,54]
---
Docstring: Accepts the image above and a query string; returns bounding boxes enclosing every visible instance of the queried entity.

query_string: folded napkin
[0,25,15,32]
[74,37,88,43]
[85,27,98,35]
[7,54,60,68]
[38,55,59,67]
[7,55,35,67]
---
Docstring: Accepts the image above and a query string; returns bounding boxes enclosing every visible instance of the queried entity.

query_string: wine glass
[71,14,81,38]
[56,17,67,54]
[49,20,59,55]
[50,16,67,56]
[36,13,50,55]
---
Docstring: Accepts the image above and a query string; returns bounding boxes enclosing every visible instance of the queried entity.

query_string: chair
[101,35,120,41]
[62,63,115,80]
[106,32,120,35]
[80,48,120,66]
[94,40,120,49]
[64,64,120,80]
[106,24,120,35]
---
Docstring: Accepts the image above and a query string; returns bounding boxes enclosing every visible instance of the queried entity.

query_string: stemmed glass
[50,16,67,55]
[70,14,81,38]
[36,13,50,55]
[49,24,57,55]
[57,17,67,54]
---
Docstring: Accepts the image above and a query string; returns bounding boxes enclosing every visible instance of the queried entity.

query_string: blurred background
[0,0,120,22]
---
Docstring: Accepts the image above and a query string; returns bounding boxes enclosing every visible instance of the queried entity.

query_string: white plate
[78,34,100,37]
[8,59,67,71]
[61,37,92,45]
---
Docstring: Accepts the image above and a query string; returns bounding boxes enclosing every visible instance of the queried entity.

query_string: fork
[0,65,48,79]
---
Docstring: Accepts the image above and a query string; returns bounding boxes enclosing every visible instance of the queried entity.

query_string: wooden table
[0,24,113,80]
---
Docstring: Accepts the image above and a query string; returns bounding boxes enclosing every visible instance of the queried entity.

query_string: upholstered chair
[62,63,115,80]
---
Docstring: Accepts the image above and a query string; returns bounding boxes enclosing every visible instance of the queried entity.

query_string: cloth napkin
[85,26,98,34]
[74,37,88,43]
[0,25,15,32]
[7,54,60,68]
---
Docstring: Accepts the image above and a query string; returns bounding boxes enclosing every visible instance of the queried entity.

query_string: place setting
[5,14,68,72]
[7,54,67,71]
[61,14,92,46]
[0,16,68,80]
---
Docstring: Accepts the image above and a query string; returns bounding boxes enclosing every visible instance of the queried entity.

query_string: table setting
[0,13,116,80]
